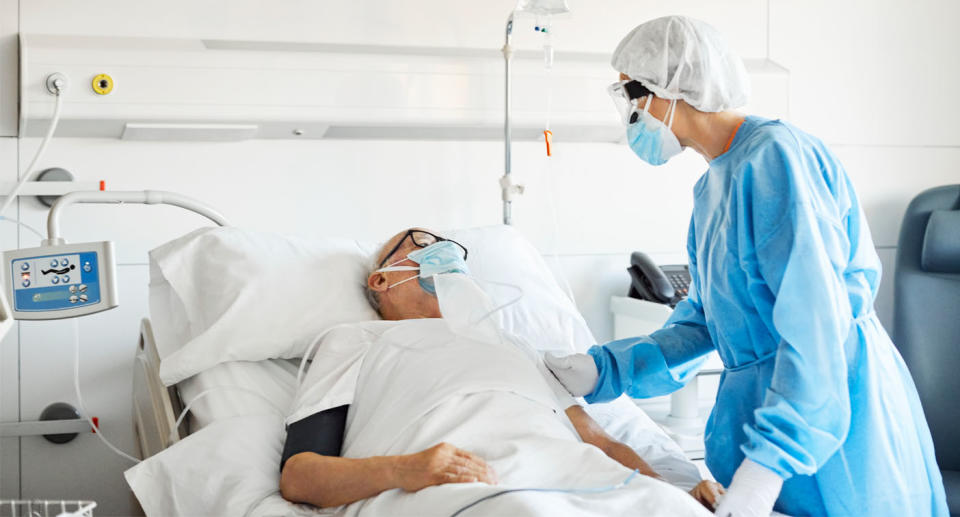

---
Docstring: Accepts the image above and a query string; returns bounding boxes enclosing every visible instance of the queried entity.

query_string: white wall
[1,1,957,515]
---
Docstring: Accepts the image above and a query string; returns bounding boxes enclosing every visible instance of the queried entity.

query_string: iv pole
[500,2,568,225]
[500,13,522,225]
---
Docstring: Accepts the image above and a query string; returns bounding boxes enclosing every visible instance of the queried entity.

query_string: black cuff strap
[280,404,349,472]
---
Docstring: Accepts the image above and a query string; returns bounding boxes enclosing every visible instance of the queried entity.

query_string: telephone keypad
[668,273,689,297]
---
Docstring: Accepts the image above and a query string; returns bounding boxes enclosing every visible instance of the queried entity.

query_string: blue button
[21,280,30,288]
[51,277,59,284]
[20,262,29,271]
[50,259,59,267]
[61,258,69,266]
[83,262,92,273]
[62,275,70,283]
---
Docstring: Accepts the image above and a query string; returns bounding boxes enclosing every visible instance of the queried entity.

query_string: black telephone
[627,251,691,307]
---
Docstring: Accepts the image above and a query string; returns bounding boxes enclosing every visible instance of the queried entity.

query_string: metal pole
[502,14,514,225]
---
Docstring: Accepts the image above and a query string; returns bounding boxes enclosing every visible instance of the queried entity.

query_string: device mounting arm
[45,190,229,246]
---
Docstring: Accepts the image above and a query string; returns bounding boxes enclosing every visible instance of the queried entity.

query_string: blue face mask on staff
[376,241,469,295]
[626,97,683,166]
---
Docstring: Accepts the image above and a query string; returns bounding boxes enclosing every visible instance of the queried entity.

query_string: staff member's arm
[546,218,715,402]
[717,140,854,517]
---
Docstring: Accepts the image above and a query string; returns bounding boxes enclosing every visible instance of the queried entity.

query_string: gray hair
[364,248,383,316]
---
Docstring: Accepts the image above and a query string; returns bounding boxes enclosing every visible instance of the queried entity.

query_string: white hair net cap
[611,15,750,112]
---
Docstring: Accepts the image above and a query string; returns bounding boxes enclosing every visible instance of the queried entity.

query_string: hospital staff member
[545,15,948,517]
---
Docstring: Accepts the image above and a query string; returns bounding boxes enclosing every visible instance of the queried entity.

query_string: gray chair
[894,184,960,515]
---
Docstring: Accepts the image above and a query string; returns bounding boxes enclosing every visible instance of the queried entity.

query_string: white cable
[169,386,286,443]
[0,92,63,218]
[0,216,44,239]
[297,324,383,385]
[71,318,141,464]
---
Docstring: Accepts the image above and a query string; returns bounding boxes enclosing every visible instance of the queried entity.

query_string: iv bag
[514,0,570,15]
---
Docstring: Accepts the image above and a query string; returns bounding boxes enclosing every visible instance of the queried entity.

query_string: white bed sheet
[131,324,706,516]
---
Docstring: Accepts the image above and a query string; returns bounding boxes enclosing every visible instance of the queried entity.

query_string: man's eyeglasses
[378,229,468,268]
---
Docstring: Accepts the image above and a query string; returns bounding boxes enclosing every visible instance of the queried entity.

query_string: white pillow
[444,225,596,353]
[124,414,287,517]
[151,227,378,385]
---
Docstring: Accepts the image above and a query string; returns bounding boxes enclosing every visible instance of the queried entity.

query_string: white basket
[0,500,96,517]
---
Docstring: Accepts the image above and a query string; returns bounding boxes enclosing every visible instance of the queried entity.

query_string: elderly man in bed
[279,228,723,513]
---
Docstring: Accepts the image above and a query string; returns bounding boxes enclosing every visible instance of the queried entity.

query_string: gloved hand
[714,458,783,517]
[543,352,599,397]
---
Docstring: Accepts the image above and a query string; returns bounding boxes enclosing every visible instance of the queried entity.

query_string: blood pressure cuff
[279,404,349,471]
[921,210,960,274]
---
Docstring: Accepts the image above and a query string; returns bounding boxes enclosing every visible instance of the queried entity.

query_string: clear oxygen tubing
[468,276,524,329]
[72,318,141,464]
[449,469,640,517]
[169,386,286,444]
[296,275,524,368]
[0,91,64,218]
[297,324,384,386]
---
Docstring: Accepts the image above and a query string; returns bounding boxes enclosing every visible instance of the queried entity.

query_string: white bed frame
[132,318,188,460]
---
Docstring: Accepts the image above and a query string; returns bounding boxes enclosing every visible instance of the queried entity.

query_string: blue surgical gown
[587,116,948,516]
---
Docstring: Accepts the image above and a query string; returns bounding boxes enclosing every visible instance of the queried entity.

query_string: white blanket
[291,318,710,517]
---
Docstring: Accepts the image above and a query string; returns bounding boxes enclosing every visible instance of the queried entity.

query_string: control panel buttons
[79,294,88,302]
[83,262,92,273]
[79,284,87,293]
[50,259,59,267]
[51,277,59,284]
[69,295,78,304]
[61,258,69,266]
[20,263,29,271]
[21,280,30,288]
[62,275,70,283]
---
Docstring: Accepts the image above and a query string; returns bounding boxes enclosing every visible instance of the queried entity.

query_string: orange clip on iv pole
[543,130,553,156]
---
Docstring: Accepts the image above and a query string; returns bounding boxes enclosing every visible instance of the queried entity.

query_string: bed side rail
[132,317,186,459]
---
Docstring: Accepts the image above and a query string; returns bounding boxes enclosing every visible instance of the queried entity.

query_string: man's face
[367,228,443,320]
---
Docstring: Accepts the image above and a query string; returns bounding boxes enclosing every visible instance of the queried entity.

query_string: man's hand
[391,443,498,492]
[689,480,725,511]
[544,352,599,397]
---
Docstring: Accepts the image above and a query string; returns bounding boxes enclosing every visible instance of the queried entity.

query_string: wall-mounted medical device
[0,189,228,456]
[0,190,228,321]
[3,241,118,319]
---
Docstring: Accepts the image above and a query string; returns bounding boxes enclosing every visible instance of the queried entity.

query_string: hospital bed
[126,225,708,516]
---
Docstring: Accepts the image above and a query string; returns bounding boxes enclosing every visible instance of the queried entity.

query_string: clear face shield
[606,79,654,125]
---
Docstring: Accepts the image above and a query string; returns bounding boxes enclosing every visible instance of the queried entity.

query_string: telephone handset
[627,251,691,307]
